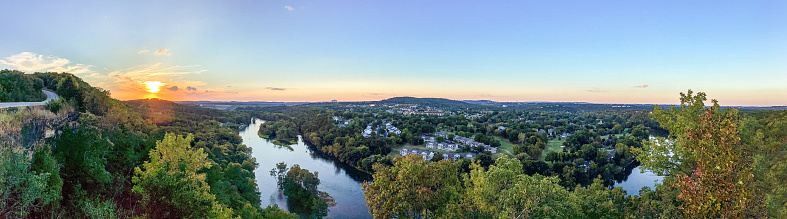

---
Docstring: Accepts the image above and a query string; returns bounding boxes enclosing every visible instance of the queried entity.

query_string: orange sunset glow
[144,81,164,93]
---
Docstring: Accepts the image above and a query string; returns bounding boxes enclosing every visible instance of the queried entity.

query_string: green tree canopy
[132,133,229,218]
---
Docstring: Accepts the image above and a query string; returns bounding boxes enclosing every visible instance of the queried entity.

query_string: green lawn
[492,136,515,157]
[540,139,565,161]
[601,133,625,139]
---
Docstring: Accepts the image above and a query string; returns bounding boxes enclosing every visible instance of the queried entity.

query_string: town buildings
[399,147,476,160]
[421,132,498,154]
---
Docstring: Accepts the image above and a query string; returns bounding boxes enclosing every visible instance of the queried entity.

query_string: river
[240,118,373,218]
[612,135,668,195]
[614,166,664,195]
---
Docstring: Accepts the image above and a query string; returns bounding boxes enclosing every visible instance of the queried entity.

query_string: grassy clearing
[601,133,625,139]
[540,139,565,161]
[492,136,515,157]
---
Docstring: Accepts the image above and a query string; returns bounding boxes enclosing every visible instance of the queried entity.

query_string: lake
[241,118,373,219]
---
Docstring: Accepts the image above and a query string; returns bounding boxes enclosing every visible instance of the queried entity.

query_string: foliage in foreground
[634,90,763,218]
[364,155,636,218]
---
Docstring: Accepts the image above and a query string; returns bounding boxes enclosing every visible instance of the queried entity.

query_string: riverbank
[242,118,373,218]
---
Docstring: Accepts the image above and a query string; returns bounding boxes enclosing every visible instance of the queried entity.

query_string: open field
[541,139,565,161]
[601,133,625,139]
[493,136,515,157]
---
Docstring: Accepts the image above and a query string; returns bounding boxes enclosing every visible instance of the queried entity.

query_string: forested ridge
[0,72,296,218]
[0,69,46,102]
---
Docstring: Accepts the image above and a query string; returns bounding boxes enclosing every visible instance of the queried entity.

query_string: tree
[447,156,583,218]
[0,146,62,218]
[431,152,444,162]
[132,133,220,218]
[572,178,628,219]
[675,104,757,218]
[54,115,113,206]
[633,90,760,218]
[633,90,705,176]
[270,162,288,188]
[362,155,462,218]
[281,164,331,217]
[475,152,494,169]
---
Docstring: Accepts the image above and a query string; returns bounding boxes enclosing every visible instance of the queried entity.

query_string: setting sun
[144,81,164,93]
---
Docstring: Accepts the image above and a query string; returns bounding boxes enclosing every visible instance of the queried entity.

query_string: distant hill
[461,100,498,106]
[377,97,476,108]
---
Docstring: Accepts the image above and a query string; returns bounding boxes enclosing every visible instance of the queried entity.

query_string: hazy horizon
[1,0,784,106]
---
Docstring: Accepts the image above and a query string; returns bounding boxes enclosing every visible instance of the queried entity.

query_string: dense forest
[0,69,46,102]
[0,72,297,218]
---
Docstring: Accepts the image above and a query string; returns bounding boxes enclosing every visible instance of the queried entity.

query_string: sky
[0,0,785,106]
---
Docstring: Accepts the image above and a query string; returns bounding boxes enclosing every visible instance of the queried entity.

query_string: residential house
[607,149,618,161]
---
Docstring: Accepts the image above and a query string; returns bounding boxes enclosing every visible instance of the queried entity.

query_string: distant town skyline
[1,0,785,106]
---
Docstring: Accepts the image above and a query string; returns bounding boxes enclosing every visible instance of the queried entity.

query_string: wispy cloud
[0,52,93,74]
[155,48,171,56]
[167,86,179,91]
[284,5,294,11]
[187,86,197,91]
[633,84,648,88]
[586,88,605,92]
[138,50,150,54]
[265,87,287,91]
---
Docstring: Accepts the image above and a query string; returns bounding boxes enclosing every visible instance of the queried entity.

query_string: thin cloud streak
[586,88,605,92]
[265,87,287,91]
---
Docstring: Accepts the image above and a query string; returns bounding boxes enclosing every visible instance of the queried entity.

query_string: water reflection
[240,118,373,219]
[614,166,664,195]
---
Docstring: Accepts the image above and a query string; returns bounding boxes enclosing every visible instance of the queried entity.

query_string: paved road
[0,90,60,108]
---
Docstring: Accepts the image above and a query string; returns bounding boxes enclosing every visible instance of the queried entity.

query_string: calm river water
[240,118,373,218]
[614,135,666,195]
[614,166,664,195]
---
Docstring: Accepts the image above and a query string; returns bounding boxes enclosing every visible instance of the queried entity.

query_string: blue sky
[0,0,785,105]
